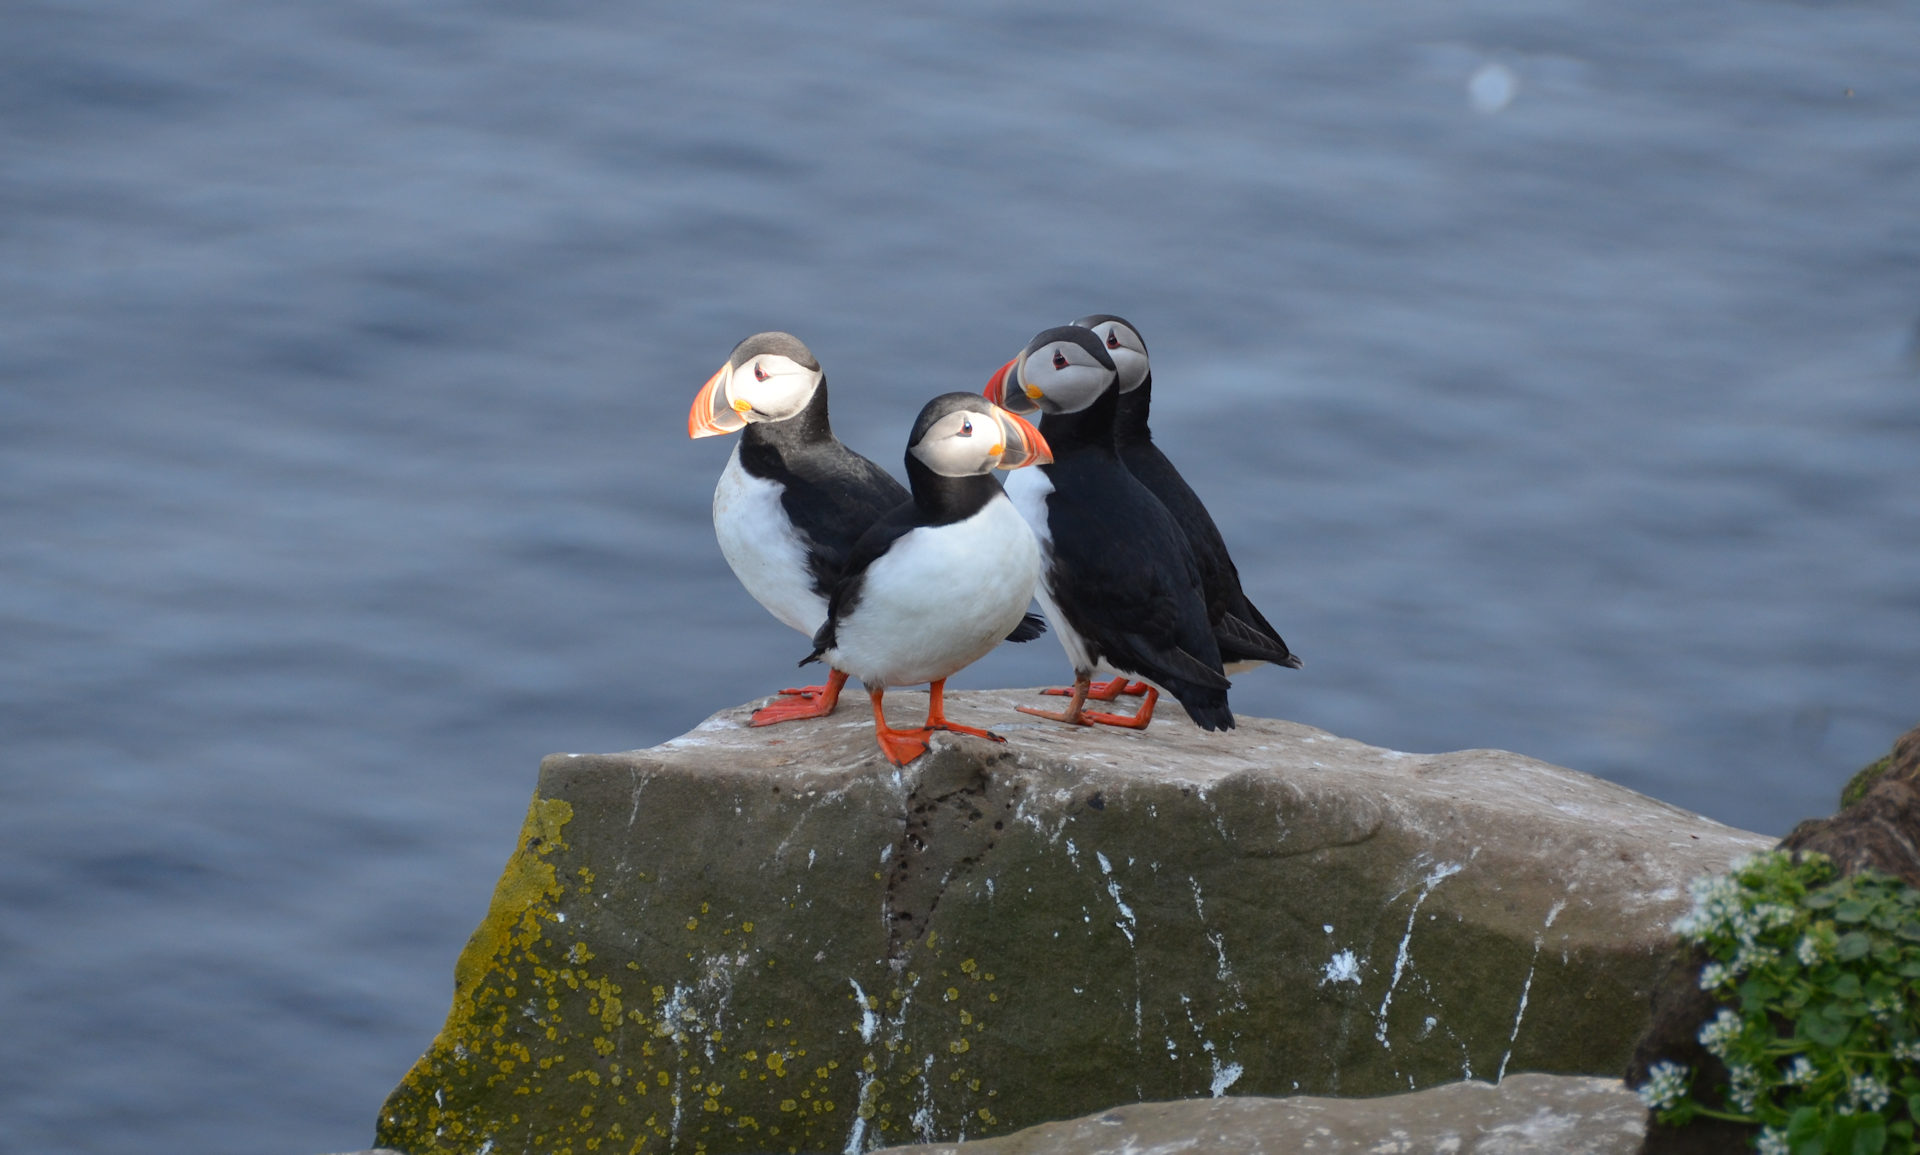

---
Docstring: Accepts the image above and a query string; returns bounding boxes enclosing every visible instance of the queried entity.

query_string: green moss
[1841,755,1895,810]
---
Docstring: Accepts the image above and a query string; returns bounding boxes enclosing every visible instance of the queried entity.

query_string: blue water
[4,2,1918,1151]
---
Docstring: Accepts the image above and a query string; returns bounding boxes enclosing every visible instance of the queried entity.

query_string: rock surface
[873,1073,1647,1155]
[375,690,1768,1155]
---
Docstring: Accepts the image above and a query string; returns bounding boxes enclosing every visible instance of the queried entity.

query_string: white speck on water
[1323,924,1333,934]
[1210,1060,1244,1097]
[1320,949,1363,986]
[1469,62,1517,113]
[1544,898,1567,927]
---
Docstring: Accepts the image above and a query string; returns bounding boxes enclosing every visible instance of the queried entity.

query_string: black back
[1116,375,1301,669]
[1035,383,1235,730]
[734,378,911,599]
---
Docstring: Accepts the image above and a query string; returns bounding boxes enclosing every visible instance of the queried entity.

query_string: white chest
[828,496,1043,688]
[999,466,1094,674]
[711,445,828,636]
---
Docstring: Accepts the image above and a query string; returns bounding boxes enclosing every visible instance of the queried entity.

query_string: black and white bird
[985,326,1235,731]
[802,393,1051,765]
[687,332,911,726]
[1072,314,1303,676]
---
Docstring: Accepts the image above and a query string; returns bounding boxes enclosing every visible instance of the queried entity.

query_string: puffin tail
[1217,613,1302,669]
[1171,685,1236,732]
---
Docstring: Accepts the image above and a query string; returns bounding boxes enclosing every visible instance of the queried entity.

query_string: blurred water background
[4,1,1918,1151]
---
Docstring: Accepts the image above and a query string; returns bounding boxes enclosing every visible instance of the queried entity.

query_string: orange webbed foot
[749,669,847,727]
[1081,685,1158,729]
[921,679,1005,743]
[874,726,933,765]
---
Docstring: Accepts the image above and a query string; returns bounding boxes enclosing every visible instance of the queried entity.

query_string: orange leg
[1042,675,1148,701]
[868,687,931,765]
[750,669,848,726]
[1083,684,1159,729]
[1019,674,1095,726]
[922,679,1004,743]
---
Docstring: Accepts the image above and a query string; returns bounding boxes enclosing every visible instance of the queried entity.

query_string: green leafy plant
[1636,850,1920,1155]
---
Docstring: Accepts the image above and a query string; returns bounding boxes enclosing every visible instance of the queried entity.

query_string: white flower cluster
[1697,961,1733,991]
[1697,1007,1745,1059]
[1727,1062,1763,1113]
[1757,1127,1790,1155]
[1795,933,1826,967]
[1848,1073,1891,1114]
[1674,856,1802,988]
[1893,1039,1920,1063]
[1869,993,1902,1023]
[1674,872,1746,941]
[1635,1060,1691,1111]
[1781,1055,1819,1086]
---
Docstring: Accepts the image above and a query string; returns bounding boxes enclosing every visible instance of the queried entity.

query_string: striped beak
[991,406,1051,469]
[688,362,748,438]
[983,357,1039,415]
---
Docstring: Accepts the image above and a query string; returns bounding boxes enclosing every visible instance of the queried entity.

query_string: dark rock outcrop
[375,690,1767,1155]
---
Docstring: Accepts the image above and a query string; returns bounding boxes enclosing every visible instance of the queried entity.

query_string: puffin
[985,326,1235,732]
[1072,314,1303,677]
[802,393,1051,765]
[687,332,913,726]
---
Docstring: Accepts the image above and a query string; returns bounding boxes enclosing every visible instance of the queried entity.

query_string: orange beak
[688,362,747,439]
[983,358,1030,413]
[992,406,1051,469]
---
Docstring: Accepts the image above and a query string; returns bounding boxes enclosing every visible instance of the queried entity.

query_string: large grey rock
[376,690,1767,1155]
[874,1073,1647,1154]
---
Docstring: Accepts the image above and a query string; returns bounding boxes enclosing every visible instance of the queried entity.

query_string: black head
[690,331,826,438]
[907,392,1051,476]
[1071,314,1150,393]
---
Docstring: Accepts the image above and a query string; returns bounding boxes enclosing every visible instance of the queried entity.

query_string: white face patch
[726,354,819,424]
[1087,321,1149,393]
[908,409,1001,477]
[1018,340,1113,414]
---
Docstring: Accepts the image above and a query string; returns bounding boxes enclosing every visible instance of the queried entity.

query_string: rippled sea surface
[4,2,1918,1151]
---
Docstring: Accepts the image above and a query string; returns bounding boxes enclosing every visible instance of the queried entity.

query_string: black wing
[1043,460,1234,730]
[1004,612,1047,643]
[798,498,921,667]
[1121,439,1300,669]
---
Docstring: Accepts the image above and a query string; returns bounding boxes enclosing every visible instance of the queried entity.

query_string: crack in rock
[883,743,1023,960]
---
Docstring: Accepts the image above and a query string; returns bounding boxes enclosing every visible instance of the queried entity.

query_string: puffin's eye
[1106,332,1121,350]
[959,418,973,437]
[1052,350,1069,370]
[753,363,769,382]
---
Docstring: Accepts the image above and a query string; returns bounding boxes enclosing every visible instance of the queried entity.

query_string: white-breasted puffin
[802,393,1051,765]
[1073,314,1303,677]
[985,326,1235,731]
[688,332,913,726]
